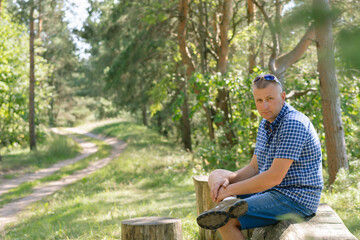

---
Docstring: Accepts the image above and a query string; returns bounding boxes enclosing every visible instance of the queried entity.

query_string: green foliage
[337,27,360,71]
[0,12,29,148]
[0,7,51,149]
[195,141,247,172]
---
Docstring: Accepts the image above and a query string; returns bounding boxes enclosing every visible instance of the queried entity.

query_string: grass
[0,134,81,179]
[321,167,360,239]
[3,121,199,239]
[2,120,359,239]
[0,136,112,208]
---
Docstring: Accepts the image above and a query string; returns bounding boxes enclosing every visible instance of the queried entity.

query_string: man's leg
[218,190,313,239]
[218,218,245,240]
[237,190,314,230]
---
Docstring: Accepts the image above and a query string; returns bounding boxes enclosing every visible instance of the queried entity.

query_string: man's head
[252,74,286,123]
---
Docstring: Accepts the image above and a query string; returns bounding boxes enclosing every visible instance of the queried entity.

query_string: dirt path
[0,123,127,232]
[0,136,97,197]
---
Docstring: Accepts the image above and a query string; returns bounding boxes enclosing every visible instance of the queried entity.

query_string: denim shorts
[237,190,314,230]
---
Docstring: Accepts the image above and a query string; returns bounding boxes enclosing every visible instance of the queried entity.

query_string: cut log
[121,217,182,240]
[252,203,357,240]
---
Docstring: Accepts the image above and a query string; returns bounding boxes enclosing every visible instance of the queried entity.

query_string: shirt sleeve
[275,117,309,161]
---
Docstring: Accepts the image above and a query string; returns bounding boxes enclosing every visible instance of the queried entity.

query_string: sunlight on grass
[321,163,360,239]
[3,121,199,240]
[0,136,112,209]
[0,134,80,177]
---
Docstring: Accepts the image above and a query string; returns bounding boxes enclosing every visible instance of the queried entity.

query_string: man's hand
[210,178,229,202]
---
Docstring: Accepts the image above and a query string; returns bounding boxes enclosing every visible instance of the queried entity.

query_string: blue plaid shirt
[254,102,323,213]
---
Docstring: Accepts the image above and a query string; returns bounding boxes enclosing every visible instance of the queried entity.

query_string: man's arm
[215,158,293,202]
[209,155,258,202]
[228,155,259,183]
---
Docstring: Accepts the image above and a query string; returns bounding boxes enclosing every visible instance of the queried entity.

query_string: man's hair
[252,75,283,91]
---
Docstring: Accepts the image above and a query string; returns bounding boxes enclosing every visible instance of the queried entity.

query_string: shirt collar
[264,102,289,132]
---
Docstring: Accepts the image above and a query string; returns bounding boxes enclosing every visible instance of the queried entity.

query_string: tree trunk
[29,3,37,151]
[178,0,196,76]
[48,75,55,127]
[199,0,209,75]
[248,0,257,155]
[141,104,148,126]
[216,0,237,147]
[178,0,193,152]
[199,0,215,142]
[181,79,192,152]
[217,0,231,74]
[247,0,256,73]
[313,0,348,184]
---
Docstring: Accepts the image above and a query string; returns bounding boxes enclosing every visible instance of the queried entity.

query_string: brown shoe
[196,198,247,230]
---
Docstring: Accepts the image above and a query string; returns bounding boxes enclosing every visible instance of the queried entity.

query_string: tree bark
[313,0,348,184]
[141,104,148,126]
[274,26,316,83]
[181,79,192,152]
[217,0,231,74]
[178,0,196,76]
[199,0,215,142]
[247,0,256,73]
[178,0,193,151]
[216,0,237,147]
[248,0,257,155]
[29,2,37,151]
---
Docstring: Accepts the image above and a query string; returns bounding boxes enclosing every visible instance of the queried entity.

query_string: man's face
[253,83,286,123]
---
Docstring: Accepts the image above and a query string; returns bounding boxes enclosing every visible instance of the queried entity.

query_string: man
[196,74,323,240]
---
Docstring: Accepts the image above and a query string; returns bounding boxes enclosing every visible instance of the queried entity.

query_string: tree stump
[193,175,253,240]
[192,175,221,240]
[121,217,182,240]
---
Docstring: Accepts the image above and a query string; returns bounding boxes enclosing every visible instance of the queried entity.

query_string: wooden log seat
[121,216,182,240]
[193,175,357,240]
[252,203,357,240]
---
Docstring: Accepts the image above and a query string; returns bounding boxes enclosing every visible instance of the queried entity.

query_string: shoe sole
[229,200,248,218]
[196,211,229,230]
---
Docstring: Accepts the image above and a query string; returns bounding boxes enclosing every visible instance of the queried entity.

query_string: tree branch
[286,88,317,100]
[275,24,316,75]
[251,0,280,73]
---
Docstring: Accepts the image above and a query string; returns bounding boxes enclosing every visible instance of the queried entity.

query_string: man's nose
[263,102,269,109]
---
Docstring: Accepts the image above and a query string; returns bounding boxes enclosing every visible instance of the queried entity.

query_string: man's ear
[281,91,286,101]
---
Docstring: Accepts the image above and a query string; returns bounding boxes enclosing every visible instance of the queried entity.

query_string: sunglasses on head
[253,74,282,89]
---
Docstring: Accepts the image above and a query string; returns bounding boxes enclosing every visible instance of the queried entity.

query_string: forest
[0,0,360,238]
